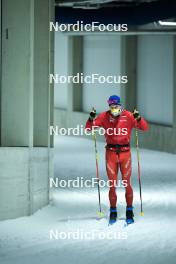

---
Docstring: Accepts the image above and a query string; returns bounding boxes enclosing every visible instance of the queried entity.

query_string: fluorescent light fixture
[158,20,176,26]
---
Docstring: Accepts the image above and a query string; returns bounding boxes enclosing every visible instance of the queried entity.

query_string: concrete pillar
[0,0,54,220]
[0,0,1,144]
[120,36,137,111]
[173,36,176,129]
[33,0,53,147]
[67,36,83,112]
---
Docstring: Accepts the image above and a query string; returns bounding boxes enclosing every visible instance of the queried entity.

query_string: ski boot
[126,206,134,225]
[109,207,117,225]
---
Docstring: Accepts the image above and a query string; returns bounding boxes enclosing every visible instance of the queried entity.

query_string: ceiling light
[158,20,176,26]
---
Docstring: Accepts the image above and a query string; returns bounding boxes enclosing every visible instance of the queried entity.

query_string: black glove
[133,109,141,121]
[89,108,96,121]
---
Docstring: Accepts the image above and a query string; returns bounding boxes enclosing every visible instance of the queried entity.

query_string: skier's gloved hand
[89,108,96,121]
[133,109,141,122]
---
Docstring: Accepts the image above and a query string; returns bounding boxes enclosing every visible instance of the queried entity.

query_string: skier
[85,95,149,224]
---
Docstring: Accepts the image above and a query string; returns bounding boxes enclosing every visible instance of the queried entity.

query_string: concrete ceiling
[55,0,176,29]
[55,0,159,8]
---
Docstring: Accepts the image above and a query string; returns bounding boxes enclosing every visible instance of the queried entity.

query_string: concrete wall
[1,0,31,146]
[136,35,176,153]
[137,35,174,125]
[54,34,176,153]
[0,0,54,221]
[0,148,53,220]
[83,35,122,113]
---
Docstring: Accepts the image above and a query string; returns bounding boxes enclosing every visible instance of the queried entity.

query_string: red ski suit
[86,110,149,208]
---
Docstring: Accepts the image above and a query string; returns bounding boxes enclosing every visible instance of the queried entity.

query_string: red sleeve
[127,111,149,131]
[85,112,105,130]
[134,118,149,131]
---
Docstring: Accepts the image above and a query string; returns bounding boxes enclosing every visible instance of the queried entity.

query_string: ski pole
[92,108,104,218]
[135,128,144,216]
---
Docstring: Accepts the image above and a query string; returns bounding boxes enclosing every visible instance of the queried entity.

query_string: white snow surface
[0,136,176,264]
